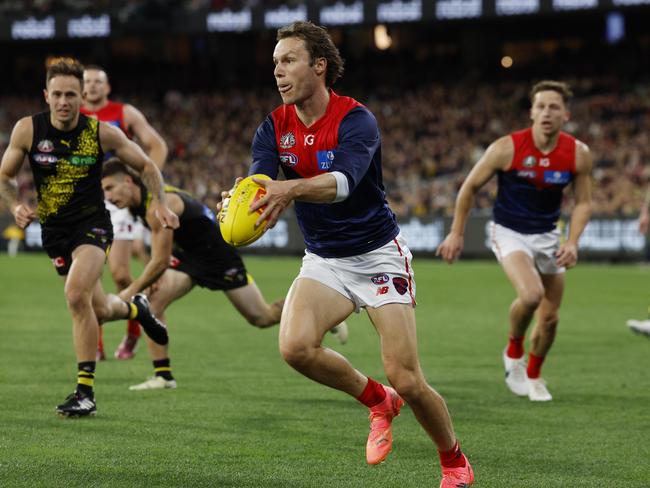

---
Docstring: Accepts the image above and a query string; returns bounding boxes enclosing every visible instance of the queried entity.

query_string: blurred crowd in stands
[0,77,648,219]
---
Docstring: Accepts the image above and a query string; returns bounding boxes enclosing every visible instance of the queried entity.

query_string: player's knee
[110,271,131,291]
[279,338,313,370]
[385,367,422,402]
[64,288,92,314]
[519,288,544,309]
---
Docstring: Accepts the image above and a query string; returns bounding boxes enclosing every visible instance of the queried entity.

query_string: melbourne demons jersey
[250,90,399,258]
[80,101,130,137]
[28,112,105,228]
[493,128,577,234]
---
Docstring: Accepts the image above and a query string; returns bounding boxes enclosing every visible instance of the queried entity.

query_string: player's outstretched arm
[99,122,178,230]
[119,195,181,300]
[123,104,168,169]
[556,141,593,268]
[436,136,513,263]
[0,117,36,229]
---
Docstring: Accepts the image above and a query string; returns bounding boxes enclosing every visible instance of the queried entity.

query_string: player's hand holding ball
[218,174,271,247]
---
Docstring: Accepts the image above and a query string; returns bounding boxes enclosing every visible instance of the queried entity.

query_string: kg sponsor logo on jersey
[280,132,296,149]
[279,152,298,167]
[317,150,335,170]
[543,170,571,184]
[371,273,390,285]
[37,139,54,152]
[522,155,537,168]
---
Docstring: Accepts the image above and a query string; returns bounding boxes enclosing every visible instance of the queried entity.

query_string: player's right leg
[56,244,107,417]
[130,269,193,391]
[498,251,544,396]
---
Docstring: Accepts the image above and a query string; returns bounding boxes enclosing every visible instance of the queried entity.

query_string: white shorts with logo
[296,233,416,313]
[106,200,135,241]
[489,221,564,275]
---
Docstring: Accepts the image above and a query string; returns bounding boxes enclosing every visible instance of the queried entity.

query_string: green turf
[0,254,649,487]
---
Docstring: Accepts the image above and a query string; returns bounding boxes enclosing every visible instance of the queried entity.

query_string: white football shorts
[296,233,416,313]
[489,221,564,275]
[105,200,135,241]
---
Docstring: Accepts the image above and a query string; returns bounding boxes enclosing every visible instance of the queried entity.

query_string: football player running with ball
[223,21,474,487]
[437,81,593,402]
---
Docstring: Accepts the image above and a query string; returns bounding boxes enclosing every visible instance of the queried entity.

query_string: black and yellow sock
[125,300,138,320]
[76,361,96,398]
[153,358,174,381]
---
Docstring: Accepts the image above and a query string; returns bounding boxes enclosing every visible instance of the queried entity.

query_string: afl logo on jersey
[280,132,296,149]
[522,155,537,168]
[279,152,298,167]
[37,139,54,153]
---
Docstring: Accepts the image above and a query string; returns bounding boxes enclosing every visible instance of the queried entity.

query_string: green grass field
[0,254,649,487]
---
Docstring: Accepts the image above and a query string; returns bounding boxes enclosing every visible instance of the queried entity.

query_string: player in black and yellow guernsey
[0,58,179,417]
[101,159,285,390]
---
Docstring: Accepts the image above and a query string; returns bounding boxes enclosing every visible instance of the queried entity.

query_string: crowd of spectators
[0,77,648,220]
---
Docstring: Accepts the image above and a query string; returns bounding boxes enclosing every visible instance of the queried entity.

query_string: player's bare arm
[436,136,513,263]
[99,122,179,230]
[251,173,338,229]
[555,141,592,268]
[123,104,168,169]
[0,117,37,228]
[119,193,182,300]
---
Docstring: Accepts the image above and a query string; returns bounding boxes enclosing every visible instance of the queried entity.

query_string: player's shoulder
[11,116,35,147]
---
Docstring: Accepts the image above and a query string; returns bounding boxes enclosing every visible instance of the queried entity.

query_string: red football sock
[356,377,386,408]
[97,327,104,352]
[527,353,546,379]
[127,319,142,339]
[506,335,524,359]
[439,441,466,468]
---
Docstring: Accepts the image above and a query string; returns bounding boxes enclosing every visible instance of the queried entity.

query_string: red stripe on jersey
[271,90,362,179]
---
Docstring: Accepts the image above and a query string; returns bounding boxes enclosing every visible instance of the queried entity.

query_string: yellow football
[218,174,271,247]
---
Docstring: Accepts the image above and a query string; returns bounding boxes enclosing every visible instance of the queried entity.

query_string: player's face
[83,69,110,104]
[102,175,133,208]
[273,37,322,105]
[44,75,83,125]
[530,90,569,136]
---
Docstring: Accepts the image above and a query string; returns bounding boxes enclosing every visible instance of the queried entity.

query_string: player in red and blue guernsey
[438,80,593,402]
[236,21,474,487]
[81,65,169,361]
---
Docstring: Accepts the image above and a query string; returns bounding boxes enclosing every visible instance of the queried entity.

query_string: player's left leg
[367,303,474,487]
[526,272,564,401]
[224,279,284,328]
[130,269,194,390]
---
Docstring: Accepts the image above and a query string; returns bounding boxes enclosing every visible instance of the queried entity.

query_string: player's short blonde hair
[530,80,573,106]
[46,57,84,89]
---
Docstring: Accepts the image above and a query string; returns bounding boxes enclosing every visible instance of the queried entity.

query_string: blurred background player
[81,65,169,360]
[437,80,592,402]
[626,182,650,338]
[0,58,177,416]
[239,22,474,487]
[101,159,286,389]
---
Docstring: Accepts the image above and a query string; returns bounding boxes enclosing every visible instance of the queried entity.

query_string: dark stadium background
[1,0,649,259]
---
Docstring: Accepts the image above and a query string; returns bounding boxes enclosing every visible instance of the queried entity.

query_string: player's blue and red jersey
[250,90,399,258]
[80,101,130,137]
[493,127,577,234]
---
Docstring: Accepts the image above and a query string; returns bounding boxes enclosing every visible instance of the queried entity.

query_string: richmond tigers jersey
[132,183,237,257]
[493,128,577,234]
[28,112,105,228]
[250,90,398,258]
